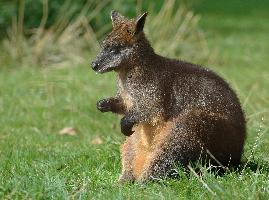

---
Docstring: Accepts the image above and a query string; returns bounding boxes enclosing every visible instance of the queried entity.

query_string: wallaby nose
[91,61,99,70]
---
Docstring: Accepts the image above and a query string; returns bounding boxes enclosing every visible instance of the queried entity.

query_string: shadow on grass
[115,160,269,187]
[191,159,269,178]
[235,160,269,174]
[151,159,269,185]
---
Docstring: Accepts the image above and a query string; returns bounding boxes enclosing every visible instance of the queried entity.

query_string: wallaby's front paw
[96,99,111,112]
[120,117,135,136]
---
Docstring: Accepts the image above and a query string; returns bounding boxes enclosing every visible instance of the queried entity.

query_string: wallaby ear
[111,10,124,26]
[134,12,148,34]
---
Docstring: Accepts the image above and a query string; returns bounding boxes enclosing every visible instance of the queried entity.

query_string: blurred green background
[0,0,166,36]
[1,0,268,36]
[0,0,269,199]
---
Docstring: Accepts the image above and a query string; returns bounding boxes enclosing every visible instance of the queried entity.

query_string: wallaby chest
[118,68,162,107]
[118,69,149,106]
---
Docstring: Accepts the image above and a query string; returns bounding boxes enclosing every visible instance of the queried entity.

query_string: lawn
[0,1,269,199]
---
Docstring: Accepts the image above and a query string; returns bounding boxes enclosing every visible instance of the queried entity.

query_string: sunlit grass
[0,0,269,199]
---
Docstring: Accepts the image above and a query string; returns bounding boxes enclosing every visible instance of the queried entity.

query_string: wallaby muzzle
[91,49,120,73]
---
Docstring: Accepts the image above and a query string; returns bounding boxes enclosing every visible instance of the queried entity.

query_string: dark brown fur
[92,11,246,183]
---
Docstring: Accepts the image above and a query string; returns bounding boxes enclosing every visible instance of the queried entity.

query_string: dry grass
[2,0,109,67]
[143,0,218,64]
[1,0,214,68]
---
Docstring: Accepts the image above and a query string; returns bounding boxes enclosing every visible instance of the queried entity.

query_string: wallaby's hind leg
[137,110,244,182]
[118,137,135,183]
[137,118,205,182]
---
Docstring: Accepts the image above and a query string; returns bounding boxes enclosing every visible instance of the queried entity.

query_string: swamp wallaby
[91,11,246,183]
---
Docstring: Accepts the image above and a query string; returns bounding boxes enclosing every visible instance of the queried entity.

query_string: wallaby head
[92,11,151,73]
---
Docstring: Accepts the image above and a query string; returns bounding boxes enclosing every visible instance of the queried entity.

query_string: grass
[2,0,108,68]
[1,0,269,199]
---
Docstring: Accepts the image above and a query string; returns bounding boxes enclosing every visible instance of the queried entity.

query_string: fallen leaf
[91,136,103,145]
[58,127,77,136]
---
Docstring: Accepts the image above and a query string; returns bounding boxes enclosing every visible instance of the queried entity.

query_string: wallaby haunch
[91,11,246,183]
